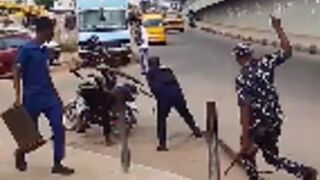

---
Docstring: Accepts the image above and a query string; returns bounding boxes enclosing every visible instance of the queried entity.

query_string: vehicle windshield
[143,19,163,27]
[2,37,28,48]
[166,13,180,19]
[79,9,126,32]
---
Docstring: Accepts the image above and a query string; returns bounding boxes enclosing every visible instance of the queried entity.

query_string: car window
[0,40,6,50]
[2,37,28,49]
[143,19,163,27]
[166,13,178,19]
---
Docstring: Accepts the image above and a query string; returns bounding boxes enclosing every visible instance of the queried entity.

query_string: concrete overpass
[185,0,320,38]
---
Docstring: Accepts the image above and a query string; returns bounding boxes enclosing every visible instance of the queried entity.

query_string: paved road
[148,29,320,179]
[0,60,247,179]
[1,28,319,180]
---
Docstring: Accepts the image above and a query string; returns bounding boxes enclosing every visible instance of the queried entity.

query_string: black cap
[149,56,160,67]
[35,16,55,32]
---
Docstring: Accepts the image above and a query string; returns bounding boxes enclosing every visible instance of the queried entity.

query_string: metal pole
[206,101,221,180]
[117,95,131,173]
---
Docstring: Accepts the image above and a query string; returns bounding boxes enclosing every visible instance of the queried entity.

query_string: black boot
[303,167,318,180]
[157,145,169,152]
[14,149,27,172]
[157,142,169,152]
[105,136,115,147]
[52,164,75,176]
[192,127,203,138]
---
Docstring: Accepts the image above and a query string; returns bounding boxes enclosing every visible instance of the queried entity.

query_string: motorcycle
[78,35,130,69]
[64,35,153,140]
[64,68,141,137]
[78,35,105,68]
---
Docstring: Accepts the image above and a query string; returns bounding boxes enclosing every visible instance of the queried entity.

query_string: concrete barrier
[271,40,278,47]
[197,24,319,56]
[261,38,268,46]
[309,45,318,55]
[247,36,253,42]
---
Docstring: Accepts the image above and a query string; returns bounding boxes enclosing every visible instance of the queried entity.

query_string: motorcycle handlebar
[69,69,84,79]
[95,65,144,86]
[138,87,154,98]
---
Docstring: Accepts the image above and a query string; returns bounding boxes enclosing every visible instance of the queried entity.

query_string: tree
[34,0,54,9]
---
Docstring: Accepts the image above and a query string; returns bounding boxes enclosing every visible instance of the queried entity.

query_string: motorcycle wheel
[63,102,79,131]
[76,110,91,133]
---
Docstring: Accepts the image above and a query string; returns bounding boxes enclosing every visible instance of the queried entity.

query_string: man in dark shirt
[234,16,317,180]
[13,17,74,175]
[146,56,202,151]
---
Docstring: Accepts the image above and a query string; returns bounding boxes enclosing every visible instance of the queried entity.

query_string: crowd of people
[8,7,318,180]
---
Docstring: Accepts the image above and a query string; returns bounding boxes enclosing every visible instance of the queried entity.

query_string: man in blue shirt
[146,56,202,151]
[13,17,74,175]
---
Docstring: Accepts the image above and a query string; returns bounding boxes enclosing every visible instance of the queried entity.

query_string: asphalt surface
[148,29,320,179]
[0,28,319,180]
[0,54,247,179]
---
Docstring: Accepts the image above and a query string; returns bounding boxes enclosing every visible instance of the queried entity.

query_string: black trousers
[156,95,197,146]
[97,108,111,140]
[242,121,307,180]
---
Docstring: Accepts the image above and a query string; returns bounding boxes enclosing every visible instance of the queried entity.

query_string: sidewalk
[0,70,248,180]
[198,22,320,55]
[0,145,190,180]
[0,119,193,180]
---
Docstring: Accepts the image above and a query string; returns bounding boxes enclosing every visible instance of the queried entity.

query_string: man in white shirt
[136,20,149,74]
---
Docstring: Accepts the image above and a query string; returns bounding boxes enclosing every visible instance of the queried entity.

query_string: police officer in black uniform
[146,56,202,151]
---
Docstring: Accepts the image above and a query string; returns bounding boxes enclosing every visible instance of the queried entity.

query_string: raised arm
[270,15,292,58]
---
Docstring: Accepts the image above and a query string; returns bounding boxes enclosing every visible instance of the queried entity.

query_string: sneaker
[303,167,318,180]
[51,164,75,176]
[156,145,169,152]
[15,150,27,172]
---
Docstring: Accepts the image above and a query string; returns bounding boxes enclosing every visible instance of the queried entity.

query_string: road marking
[66,146,192,180]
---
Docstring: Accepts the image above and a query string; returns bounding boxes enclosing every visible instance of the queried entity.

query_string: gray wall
[192,0,320,37]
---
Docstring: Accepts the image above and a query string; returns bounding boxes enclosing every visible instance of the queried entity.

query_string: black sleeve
[146,71,160,97]
[161,68,179,84]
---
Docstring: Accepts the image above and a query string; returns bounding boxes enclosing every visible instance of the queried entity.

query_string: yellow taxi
[142,13,167,45]
[164,12,185,32]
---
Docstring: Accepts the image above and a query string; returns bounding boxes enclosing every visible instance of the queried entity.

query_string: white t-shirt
[139,26,149,49]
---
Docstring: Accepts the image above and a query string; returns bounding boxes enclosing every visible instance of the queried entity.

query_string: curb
[66,146,192,180]
[199,25,319,55]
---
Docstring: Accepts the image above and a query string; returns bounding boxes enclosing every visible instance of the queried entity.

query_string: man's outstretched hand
[270,15,282,31]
